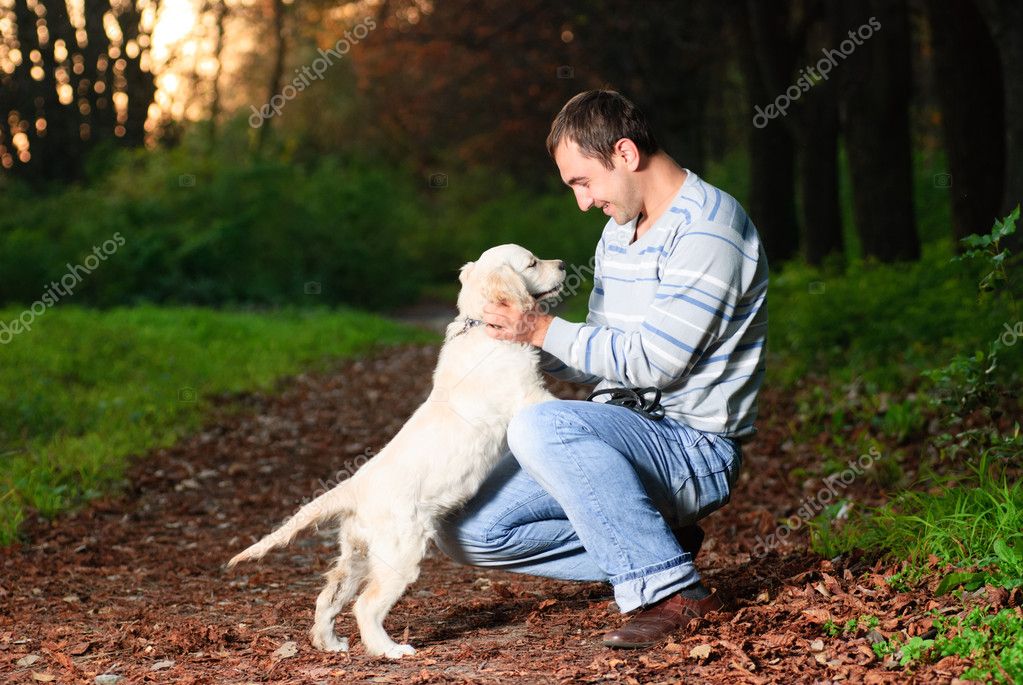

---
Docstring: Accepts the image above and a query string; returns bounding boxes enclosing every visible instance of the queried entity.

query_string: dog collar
[454,317,485,337]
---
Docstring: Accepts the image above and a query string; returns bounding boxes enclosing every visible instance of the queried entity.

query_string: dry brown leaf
[801,608,832,624]
[689,643,712,660]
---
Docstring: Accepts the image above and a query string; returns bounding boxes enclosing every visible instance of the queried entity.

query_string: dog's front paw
[383,643,416,659]
[310,631,349,652]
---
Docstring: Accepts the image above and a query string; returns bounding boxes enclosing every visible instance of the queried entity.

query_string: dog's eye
[528,260,538,268]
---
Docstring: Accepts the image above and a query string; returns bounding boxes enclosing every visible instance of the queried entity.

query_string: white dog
[227,244,565,659]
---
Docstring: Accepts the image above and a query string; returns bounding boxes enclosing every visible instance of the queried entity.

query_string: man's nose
[575,190,593,211]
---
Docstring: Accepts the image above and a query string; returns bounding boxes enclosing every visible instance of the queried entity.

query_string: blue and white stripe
[540,169,769,439]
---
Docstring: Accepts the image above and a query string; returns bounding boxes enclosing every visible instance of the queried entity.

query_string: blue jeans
[435,400,742,613]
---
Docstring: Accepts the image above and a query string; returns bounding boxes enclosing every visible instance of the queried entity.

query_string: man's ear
[458,262,475,285]
[614,137,641,171]
[481,265,533,311]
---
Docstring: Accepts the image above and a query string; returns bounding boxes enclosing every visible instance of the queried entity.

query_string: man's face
[554,139,641,225]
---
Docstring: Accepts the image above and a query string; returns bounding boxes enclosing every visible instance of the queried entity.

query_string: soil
[1,343,1008,684]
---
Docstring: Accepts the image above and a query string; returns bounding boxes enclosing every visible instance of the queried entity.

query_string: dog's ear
[458,262,475,285]
[481,265,533,311]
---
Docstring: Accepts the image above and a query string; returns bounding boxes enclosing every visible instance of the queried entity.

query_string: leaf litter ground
[2,344,1016,684]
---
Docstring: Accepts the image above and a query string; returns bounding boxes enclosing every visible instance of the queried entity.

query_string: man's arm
[535,247,607,385]
[538,231,762,388]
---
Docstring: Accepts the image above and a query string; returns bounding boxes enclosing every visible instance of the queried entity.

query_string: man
[435,90,768,648]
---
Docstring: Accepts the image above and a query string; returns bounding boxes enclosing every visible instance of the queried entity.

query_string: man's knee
[509,400,612,474]
[507,400,563,464]
[434,518,532,567]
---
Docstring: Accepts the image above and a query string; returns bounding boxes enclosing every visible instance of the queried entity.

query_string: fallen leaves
[271,640,298,660]
[0,348,991,684]
[689,643,713,660]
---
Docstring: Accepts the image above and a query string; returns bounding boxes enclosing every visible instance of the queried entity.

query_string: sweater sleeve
[537,240,606,385]
[540,227,748,388]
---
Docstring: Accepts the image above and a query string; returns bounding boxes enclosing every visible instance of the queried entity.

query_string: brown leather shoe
[602,590,724,649]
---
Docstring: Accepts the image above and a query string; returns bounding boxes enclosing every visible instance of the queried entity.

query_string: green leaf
[937,571,988,595]
[994,540,1022,570]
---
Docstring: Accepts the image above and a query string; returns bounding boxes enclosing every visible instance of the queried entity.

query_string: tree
[0,0,159,184]
[924,0,1005,245]
[838,0,920,262]
[747,0,845,266]
[736,0,800,264]
[975,1,1023,219]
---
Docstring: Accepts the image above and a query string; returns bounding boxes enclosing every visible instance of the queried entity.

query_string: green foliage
[897,635,935,667]
[956,205,1019,294]
[0,305,434,543]
[822,607,1023,681]
[802,209,1022,590]
[944,608,1023,683]
[766,243,1022,391]
[0,146,597,312]
[876,400,925,443]
[917,607,1023,682]
[814,440,1023,585]
[923,207,1021,422]
[807,501,856,559]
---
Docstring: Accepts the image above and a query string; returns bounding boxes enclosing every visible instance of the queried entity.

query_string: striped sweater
[540,169,769,439]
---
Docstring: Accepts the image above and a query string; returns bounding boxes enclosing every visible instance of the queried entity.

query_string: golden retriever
[227,244,566,658]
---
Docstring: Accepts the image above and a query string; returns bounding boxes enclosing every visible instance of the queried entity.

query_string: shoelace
[585,386,666,421]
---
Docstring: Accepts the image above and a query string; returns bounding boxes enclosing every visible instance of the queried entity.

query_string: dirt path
[0,344,993,683]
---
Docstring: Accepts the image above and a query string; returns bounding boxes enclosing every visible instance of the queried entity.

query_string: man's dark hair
[546,90,660,169]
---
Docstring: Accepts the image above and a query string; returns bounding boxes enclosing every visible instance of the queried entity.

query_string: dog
[227,244,566,659]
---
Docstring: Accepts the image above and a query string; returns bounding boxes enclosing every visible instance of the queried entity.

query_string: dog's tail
[227,481,355,569]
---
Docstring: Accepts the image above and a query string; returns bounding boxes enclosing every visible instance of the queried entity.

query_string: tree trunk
[976,0,1023,222]
[747,0,845,266]
[839,0,920,262]
[736,0,800,264]
[925,0,1005,245]
[798,105,844,265]
[256,0,287,152]
[208,0,228,148]
[116,0,158,147]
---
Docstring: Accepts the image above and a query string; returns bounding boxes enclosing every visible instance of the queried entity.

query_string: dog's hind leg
[352,539,423,659]
[309,539,366,652]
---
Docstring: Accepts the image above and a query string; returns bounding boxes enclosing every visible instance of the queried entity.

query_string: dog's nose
[557,260,566,272]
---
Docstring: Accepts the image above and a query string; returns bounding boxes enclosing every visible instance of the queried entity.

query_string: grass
[0,305,437,544]
[824,606,1023,682]
[809,442,1023,582]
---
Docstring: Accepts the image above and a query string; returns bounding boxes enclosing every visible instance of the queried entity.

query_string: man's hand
[482,301,553,347]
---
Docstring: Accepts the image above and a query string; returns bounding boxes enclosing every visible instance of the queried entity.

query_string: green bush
[0,145,602,312]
